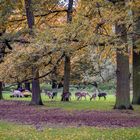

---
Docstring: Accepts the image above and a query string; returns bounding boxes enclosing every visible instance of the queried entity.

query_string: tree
[71,45,116,84]
[0,1,14,99]
[113,1,132,109]
[132,3,140,104]
[114,24,132,109]
[80,0,133,109]
[24,0,43,105]
[61,0,73,101]
[0,82,3,100]
[0,40,5,100]
[24,82,31,91]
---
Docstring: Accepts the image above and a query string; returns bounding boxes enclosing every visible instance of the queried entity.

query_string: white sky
[59,0,77,7]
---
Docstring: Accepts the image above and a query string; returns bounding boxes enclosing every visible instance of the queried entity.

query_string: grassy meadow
[0,84,140,140]
[0,121,140,140]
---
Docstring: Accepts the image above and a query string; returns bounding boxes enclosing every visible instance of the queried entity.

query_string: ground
[0,100,140,128]
[0,93,140,140]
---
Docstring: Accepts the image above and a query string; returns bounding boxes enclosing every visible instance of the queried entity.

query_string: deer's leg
[84,95,86,100]
[77,96,80,100]
[90,96,93,101]
[52,95,54,99]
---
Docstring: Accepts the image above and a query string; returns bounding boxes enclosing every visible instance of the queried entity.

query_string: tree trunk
[25,0,43,105]
[132,13,140,104]
[30,68,43,105]
[0,82,3,100]
[114,24,133,109]
[0,32,6,100]
[61,0,73,101]
[25,0,34,30]
[62,55,71,101]
[67,0,73,23]
[17,82,22,89]
[25,82,31,91]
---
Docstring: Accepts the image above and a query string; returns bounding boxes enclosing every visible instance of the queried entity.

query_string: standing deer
[10,90,24,98]
[90,93,97,101]
[75,92,90,100]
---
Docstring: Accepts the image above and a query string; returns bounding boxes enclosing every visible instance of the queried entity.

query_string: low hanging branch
[3,53,65,88]
[19,52,65,84]
[9,9,67,23]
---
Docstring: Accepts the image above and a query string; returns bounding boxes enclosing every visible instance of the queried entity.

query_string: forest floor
[0,100,140,128]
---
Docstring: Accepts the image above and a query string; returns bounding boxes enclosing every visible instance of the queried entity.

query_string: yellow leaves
[0,29,64,83]
[128,0,140,10]
[20,0,25,7]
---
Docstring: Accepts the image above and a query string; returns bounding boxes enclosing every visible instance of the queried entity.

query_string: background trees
[0,0,140,109]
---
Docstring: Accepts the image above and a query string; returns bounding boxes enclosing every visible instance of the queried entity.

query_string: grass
[2,91,140,111]
[0,121,140,140]
[1,91,140,140]
[2,91,117,111]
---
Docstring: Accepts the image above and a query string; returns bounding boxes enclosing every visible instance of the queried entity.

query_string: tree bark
[0,33,6,100]
[25,82,31,91]
[17,82,22,89]
[25,0,43,105]
[25,0,34,30]
[0,82,3,100]
[62,55,71,101]
[132,13,140,104]
[61,0,73,101]
[114,24,133,109]
[30,68,43,105]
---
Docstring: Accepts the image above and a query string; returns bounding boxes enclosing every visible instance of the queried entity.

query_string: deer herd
[45,90,107,101]
[75,91,107,101]
[10,87,107,101]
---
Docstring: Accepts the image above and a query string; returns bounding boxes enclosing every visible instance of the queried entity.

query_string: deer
[10,90,24,98]
[75,91,90,100]
[44,91,53,99]
[90,93,97,101]
[98,92,107,100]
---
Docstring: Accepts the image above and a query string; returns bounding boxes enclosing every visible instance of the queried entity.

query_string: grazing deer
[75,92,90,100]
[44,89,58,99]
[92,86,107,100]
[10,90,24,98]
[98,92,107,100]
[90,93,97,101]
[61,92,71,101]
[45,91,53,99]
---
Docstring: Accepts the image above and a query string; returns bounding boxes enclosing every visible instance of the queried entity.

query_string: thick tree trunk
[0,82,3,100]
[61,56,71,101]
[63,56,70,93]
[0,32,6,100]
[132,14,140,104]
[30,68,43,105]
[25,0,43,105]
[133,51,140,104]
[114,24,133,109]
[61,0,73,101]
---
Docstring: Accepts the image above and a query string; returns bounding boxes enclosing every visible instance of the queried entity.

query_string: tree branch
[9,9,67,23]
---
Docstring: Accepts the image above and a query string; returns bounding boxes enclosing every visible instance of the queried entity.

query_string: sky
[59,0,77,7]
